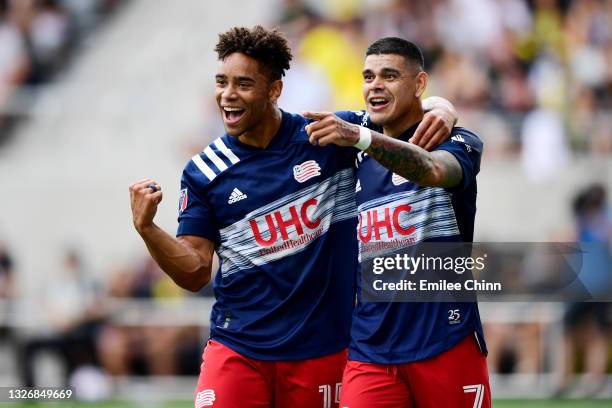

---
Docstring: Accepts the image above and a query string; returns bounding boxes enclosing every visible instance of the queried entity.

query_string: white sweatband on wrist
[354,126,372,151]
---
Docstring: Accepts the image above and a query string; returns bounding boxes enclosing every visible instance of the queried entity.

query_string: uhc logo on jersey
[249,198,321,247]
[178,189,188,213]
[216,168,356,278]
[358,205,415,243]
[293,160,321,183]
[357,188,461,261]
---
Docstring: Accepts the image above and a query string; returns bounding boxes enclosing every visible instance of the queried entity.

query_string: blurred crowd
[0,0,610,170]
[272,0,611,182]
[484,182,612,396]
[0,0,125,144]
[0,244,209,395]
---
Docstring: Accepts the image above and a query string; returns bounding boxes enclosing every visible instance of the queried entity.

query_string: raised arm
[129,179,214,292]
[303,112,462,188]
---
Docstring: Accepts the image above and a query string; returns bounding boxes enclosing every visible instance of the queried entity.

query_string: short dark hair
[365,37,424,71]
[215,26,293,81]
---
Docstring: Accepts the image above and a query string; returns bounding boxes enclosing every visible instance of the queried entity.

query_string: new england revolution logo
[195,389,215,407]
[293,160,321,183]
[392,173,409,186]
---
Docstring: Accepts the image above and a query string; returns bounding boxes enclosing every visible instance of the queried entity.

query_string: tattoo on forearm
[366,135,432,184]
[365,134,463,188]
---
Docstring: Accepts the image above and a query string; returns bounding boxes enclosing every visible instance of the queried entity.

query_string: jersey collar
[397,120,422,142]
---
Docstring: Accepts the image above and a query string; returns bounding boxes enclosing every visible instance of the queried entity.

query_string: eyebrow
[215,74,256,83]
[236,76,255,83]
[362,68,402,76]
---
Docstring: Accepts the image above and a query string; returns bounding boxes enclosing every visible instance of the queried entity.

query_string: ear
[269,80,283,103]
[415,71,428,98]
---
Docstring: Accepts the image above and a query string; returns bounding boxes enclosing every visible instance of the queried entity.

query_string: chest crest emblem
[293,160,321,183]
[392,173,409,186]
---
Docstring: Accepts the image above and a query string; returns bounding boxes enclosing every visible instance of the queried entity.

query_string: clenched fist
[129,178,163,234]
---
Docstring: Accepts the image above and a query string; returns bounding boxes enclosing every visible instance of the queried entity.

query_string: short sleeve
[176,161,220,243]
[435,128,483,192]
[334,110,382,165]
[335,110,382,132]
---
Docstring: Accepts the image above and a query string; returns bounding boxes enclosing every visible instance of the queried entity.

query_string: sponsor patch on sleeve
[178,188,188,213]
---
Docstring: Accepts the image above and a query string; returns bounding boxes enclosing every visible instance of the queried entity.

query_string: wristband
[354,126,372,151]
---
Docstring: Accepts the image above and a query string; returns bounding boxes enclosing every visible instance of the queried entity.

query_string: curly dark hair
[215,26,293,81]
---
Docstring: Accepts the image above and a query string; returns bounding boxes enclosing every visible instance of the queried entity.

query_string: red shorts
[340,334,491,408]
[194,340,347,408]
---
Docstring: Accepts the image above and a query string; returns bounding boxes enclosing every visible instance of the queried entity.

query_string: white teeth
[224,107,244,112]
[370,98,387,103]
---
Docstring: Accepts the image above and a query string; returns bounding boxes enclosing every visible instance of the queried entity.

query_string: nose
[370,75,385,91]
[221,83,238,101]
[364,77,385,96]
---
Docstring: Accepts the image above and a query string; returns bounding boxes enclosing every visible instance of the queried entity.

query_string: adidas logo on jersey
[451,134,472,152]
[228,188,247,204]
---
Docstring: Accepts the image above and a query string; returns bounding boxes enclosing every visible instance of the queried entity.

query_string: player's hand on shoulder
[128,178,163,234]
[411,97,458,151]
[303,111,360,147]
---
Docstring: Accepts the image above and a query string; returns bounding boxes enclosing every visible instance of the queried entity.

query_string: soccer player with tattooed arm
[306,37,491,408]
[129,26,459,408]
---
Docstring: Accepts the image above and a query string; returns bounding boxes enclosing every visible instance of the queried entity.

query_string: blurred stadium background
[0,0,610,406]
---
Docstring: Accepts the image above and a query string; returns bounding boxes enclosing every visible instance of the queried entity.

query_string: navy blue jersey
[177,110,360,360]
[343,110,487,364]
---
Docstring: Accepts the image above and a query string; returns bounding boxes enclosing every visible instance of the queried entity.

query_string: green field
[496,401,612,408]
[3,400,612,408]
